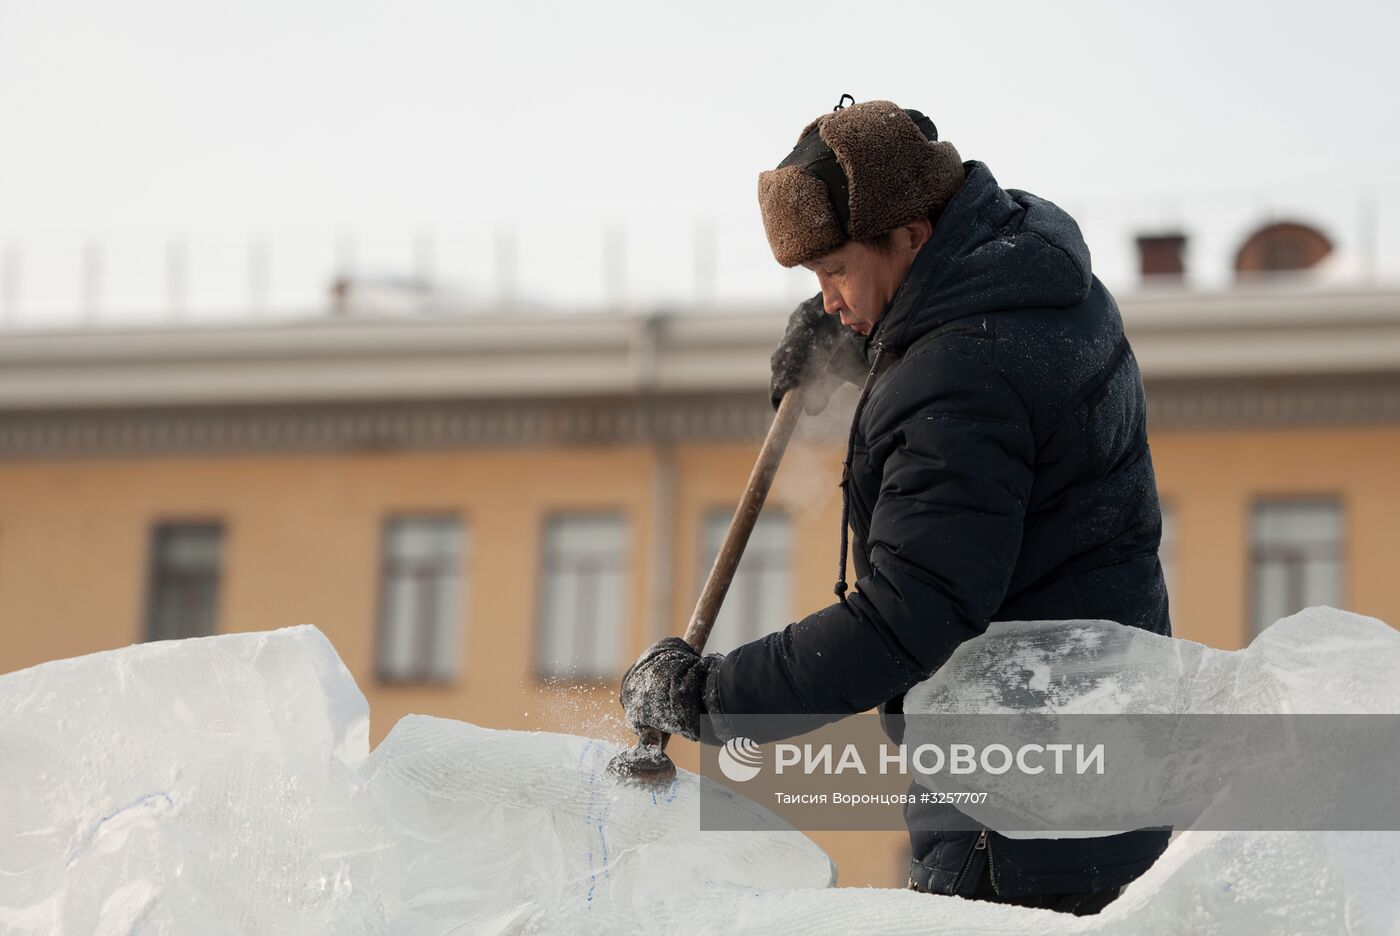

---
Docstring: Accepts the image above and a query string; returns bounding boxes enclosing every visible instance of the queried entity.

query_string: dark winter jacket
[705,161,1172,898]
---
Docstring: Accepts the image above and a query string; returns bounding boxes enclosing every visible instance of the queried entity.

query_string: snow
[2,609,1399,934]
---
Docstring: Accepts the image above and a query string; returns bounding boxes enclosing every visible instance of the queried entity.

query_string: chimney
[1135,232,1188,285]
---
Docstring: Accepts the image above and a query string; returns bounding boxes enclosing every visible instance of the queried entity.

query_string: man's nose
[821,289,844,316]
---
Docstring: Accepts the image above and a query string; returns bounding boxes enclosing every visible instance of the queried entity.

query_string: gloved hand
[618,636,721,742]
[770,293,846,415]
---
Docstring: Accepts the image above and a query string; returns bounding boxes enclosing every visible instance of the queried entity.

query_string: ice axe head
[606,726,676,788]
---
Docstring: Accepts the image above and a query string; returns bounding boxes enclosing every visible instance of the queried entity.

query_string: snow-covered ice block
[359,715,833,934]
[0,628,830,936]
[0,625,383,934]
[899,607,1400,838]
[905,606,1400,716]
[646,829,1400,936]
[4,612,1400,936]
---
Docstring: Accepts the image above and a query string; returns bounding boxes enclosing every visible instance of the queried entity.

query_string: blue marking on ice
[578,740,614,910]
[650,774,680,806]
[75,791,175,855]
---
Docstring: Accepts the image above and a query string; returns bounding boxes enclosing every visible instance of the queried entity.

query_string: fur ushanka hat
[757,99,965,268]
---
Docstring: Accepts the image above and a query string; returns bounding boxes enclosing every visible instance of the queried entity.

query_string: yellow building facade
[2,285,1398,886]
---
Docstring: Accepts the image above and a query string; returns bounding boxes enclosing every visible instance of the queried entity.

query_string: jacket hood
[872,160,1093,355]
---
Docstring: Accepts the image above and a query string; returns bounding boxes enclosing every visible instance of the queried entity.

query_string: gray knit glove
[619,637,721,742]
[770,293,845,414]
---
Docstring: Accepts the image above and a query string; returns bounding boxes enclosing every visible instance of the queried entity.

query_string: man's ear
[903,217,933,254]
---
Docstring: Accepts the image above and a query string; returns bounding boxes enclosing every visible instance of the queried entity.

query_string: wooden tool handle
[632,390,804,758]
[682,388,804,652]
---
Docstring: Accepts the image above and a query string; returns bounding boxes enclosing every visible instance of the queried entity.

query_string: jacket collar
[868,160,1093,356]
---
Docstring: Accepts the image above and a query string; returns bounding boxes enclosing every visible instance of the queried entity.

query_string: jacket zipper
[949,829,987,895]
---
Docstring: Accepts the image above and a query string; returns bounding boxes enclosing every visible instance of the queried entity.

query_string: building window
[537,513,628,680]
[377,515,464,684]
[1251,499,1344,636]
[145,522,224,642]
[1159,501,1177,607]
[698,508,792,653]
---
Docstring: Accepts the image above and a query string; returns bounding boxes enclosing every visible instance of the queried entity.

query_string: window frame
[1248,496,1345,637]
[142,519,226,643]
[534,510,630,684]
[374,512,467,686]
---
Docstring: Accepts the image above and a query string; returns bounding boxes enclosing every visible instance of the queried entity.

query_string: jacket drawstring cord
[835,339,886,605]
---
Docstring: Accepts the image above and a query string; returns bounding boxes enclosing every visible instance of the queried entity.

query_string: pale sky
[1,0,1398,321]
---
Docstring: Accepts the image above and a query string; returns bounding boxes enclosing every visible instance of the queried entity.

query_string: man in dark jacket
[620,99,1171,914]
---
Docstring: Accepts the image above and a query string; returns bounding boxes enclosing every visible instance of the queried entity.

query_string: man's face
[801,220,931,336]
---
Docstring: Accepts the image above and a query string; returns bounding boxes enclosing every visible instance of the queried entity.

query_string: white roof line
[0,288,1397,410]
